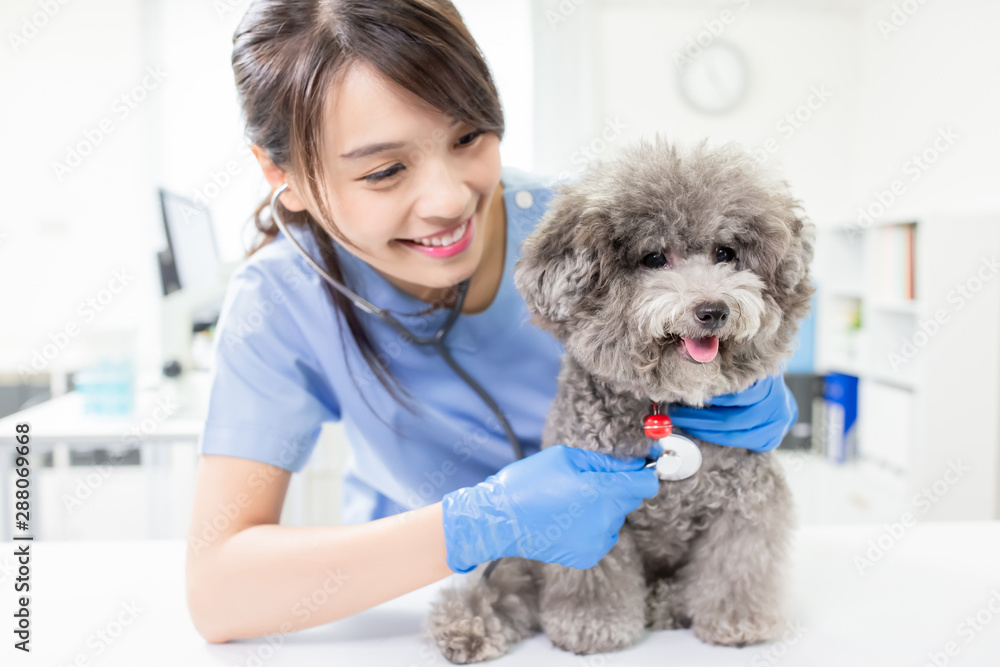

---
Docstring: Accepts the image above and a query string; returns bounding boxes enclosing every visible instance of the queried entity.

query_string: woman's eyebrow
[340,141,405,160]
[339,119,465,160]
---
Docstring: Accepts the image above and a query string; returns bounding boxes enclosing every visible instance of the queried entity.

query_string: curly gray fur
[426,136,815,661]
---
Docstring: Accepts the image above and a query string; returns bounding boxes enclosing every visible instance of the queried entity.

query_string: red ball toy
[644,413,672,439]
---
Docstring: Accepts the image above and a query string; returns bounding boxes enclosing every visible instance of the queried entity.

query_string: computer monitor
[157,189,220,296]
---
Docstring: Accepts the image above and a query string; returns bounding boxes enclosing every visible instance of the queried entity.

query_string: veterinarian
[186,0,799,643]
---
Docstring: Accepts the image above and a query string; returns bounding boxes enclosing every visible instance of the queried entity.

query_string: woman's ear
[514,187,598,336]
[251,143,308,212]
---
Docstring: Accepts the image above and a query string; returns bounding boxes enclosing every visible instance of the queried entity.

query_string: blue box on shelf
[821,372,858,464]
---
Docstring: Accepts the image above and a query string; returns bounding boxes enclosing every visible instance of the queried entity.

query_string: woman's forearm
[186,502,454,643]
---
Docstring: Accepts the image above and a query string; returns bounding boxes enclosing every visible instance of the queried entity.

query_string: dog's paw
[544,607,645,655]
[548,619,641,656]
[645,578,693,631]
[430,614,509,664]
[691,611,784,648]
[426,586,513,664]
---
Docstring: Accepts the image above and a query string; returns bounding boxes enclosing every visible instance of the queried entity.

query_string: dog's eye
[715,246,737,263]
[641,251,668,269]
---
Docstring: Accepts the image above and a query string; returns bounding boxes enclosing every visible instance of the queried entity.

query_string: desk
[0,371,211,445]
[0,372,210,541]
[2,523,999,666]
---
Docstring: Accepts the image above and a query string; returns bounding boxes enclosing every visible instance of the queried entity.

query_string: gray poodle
[426,137,816,662]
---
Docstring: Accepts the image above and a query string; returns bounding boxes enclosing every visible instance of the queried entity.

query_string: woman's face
[282,60,503,301]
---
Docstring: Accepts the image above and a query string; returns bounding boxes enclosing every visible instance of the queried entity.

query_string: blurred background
[1,0,997,541]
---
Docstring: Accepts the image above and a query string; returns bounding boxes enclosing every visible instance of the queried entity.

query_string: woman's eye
[456,129,486,147]
[364,163,405,183]
[641,251,668,269]
[715,246,737,263]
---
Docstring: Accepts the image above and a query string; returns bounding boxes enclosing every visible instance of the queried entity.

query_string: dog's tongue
[682,336,719,363]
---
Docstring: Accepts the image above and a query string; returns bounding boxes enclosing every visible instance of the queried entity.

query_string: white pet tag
[654,434,702,481]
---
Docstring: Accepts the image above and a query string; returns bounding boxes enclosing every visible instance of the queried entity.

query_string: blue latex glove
[665,373,798,453]
[441,444,660,573]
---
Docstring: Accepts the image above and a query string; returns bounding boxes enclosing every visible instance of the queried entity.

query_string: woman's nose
[414,159,469,221]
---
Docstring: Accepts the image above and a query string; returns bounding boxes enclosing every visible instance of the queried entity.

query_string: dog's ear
[514,187,599,335]
[775,212,815,297]
[762,209,817,332]
[743,197,815,299]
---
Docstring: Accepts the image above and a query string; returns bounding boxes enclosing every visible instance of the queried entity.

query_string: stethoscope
[268,183,525,461]
[268,183,699,581]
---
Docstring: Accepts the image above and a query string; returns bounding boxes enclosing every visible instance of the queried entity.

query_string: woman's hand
[441,444,660,573]
[665,374,799,453]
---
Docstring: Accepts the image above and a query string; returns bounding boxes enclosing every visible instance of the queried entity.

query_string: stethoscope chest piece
[653,434,702,481]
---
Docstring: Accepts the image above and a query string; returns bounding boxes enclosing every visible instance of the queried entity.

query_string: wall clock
[677,41,749,114]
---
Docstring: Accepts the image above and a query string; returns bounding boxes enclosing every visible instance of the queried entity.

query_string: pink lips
[681,336,719,363]
[398,215,474,259]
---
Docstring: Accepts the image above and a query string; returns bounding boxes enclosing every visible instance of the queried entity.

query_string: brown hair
[231,0,505,422]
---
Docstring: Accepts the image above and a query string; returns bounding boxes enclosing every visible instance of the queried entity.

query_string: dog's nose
[694,301,729,330]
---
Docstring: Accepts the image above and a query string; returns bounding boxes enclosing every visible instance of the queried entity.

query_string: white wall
[533,0,865,225]
[0,0,164,386]
[455,0,535,171]
[531,0,1000,226]
[598,3,861,226]
[852,0,1000,221]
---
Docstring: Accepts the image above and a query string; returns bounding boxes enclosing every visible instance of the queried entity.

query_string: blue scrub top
[198,166,566,524]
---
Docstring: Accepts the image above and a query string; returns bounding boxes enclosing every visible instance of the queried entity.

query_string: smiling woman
[234,0,508,408]
[259,60,507,311]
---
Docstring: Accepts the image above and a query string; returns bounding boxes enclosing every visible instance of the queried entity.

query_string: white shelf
[812,215,1000,521]
[817,363,919,392]
[870,300,922,316]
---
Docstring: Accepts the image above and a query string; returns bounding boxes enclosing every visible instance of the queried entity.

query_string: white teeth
[412,220,468,247]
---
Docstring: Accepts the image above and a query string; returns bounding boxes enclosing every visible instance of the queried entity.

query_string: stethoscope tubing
[268,184,524,462]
